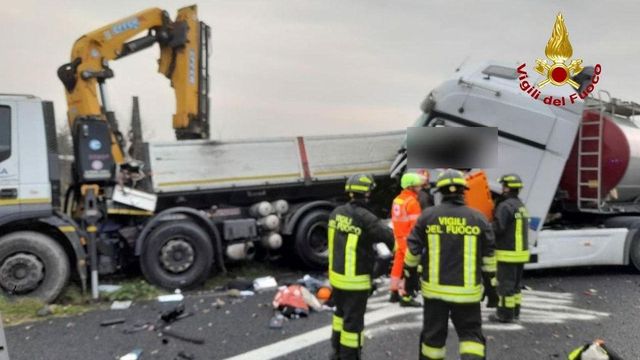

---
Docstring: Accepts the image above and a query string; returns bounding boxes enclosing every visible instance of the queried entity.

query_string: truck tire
[0,231,70,303]
[140,220,214,290]
[294,209,330,269]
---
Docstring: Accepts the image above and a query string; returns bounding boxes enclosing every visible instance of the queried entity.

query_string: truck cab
[391,62,640,272]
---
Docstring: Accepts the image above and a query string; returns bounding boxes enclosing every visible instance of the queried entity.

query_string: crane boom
[57,5,210,166]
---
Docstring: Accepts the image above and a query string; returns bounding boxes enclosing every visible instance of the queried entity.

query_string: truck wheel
[140,220,214,290]
[630,234,640,271]
[0,231,70,303]
[294,210,330,269]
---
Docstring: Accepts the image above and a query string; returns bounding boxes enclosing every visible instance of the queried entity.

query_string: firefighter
[404,169,496,360]
[329,174,395,360]
[489,174,530,323]
[416,169,434,209]
[389,172,426,306]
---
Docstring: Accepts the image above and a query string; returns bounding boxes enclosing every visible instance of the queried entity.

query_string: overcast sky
[2,0,639,141]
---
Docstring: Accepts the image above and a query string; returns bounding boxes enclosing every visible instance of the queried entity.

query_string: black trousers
[331,289,369,360]
[496,262,524,320]
[420,299,485,360]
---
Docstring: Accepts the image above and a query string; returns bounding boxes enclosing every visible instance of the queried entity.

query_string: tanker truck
[391,62,640,272]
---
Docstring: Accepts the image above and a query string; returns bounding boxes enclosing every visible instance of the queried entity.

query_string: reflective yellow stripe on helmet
[345,184,370,192]
[435,177,466,188]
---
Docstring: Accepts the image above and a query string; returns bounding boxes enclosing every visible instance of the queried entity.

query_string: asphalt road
[4,266,640,360]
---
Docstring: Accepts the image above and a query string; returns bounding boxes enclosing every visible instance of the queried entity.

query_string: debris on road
[158,289,184,303]
[111,301,132,310]
[176,351,196,360]
[239,290,255,297]
[100,318,126,327]
[268,313,285,329]
[119,348,143,360]
[160,329,205,345]
[36,305,53,317]
[97,284,122,294]
[253,276,278,292]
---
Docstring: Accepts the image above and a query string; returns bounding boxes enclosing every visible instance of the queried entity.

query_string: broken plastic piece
[111,301,132,310]
[158,289,184,303]
[119,348,143,360]
[100,318,126,326]
[269,313,284,329]
[253,276,278,291]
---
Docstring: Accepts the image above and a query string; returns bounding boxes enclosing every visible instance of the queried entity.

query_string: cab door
[0,102,20,219]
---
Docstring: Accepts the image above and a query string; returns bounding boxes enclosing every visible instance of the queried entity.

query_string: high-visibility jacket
[391,190,421,241]
[493,195,530,263]
[329,200,394,291]
[405,197,496,303]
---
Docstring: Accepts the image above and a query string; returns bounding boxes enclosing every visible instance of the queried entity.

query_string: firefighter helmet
[498,174,523,189]
[435,169,468,193]
[345,174,376,194]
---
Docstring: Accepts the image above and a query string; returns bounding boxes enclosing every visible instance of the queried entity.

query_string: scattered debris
[36,305,53,317]
[253,276,278,292]
[299,286,322,312]
[176,351,196,360]
[273,285,309,318]
[269,313,285,329]
[158,289,184,303]
[227,278,254,291]
[98,284,122,293]
[239,290,255,297]
[160,329,205,345]
[119,348,143,360]
[100,318,126,327]
[298,274,326,293]
[111,301,132,310]
[226,289,242,298]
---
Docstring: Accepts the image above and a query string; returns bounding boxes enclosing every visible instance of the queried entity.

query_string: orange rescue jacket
[391,190,421,240]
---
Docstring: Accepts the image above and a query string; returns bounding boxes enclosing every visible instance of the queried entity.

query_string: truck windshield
[0,106,11,163]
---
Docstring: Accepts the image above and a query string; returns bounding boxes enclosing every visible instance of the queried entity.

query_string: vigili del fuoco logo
[517,13,602,107]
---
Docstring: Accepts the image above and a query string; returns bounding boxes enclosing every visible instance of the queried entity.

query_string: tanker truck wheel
[294,210,330,269]
[0,231,70,303]
[140,220,213,290]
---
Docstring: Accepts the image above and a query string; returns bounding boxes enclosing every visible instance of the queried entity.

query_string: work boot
[389,291,400,303]
[488,314,513,323]
[399,296,421,307]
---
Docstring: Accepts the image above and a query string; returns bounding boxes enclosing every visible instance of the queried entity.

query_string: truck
[390,61,640,273]
[0,5,403,302]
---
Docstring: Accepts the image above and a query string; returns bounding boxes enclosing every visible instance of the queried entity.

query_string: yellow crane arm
[57,5,210,164]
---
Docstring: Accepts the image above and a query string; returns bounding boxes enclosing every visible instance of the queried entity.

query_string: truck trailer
[390,62,640,273]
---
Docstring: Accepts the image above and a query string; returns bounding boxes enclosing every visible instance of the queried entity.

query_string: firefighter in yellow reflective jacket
[404,169,496,360]
[329,174,395,360]
[489,174,530,323]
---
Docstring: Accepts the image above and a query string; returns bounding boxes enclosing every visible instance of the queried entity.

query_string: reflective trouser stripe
[428,234,440,285]
[340,330,361,348]
[482,255,496,272]
[460,341,485,357]
[464,235,477,288]
[514,293,522,305]
[421,344,446,359]
[495,250,530,263]
[345,233,360,276]
[332,315,343,332]
[421,281,483,303]
[328,221,336,272]
[405,250,421,267]
[330,271,371,291]
[500,295,516,308]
